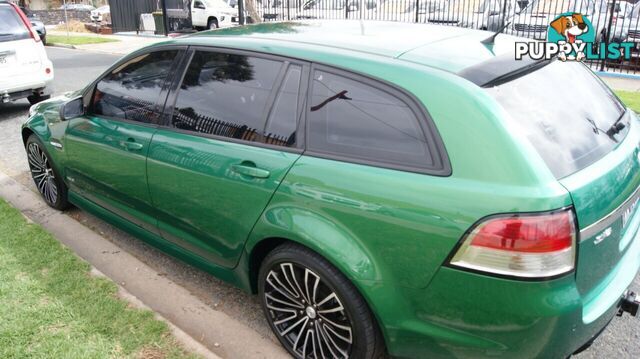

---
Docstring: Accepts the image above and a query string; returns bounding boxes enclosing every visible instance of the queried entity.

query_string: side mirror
[60,97,84,121]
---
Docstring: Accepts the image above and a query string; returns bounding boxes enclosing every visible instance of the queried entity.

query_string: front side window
[171,51,290,145]
[91,50,179,124]
[307,70,436,170]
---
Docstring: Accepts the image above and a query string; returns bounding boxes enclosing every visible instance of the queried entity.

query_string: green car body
[22,21,640,358]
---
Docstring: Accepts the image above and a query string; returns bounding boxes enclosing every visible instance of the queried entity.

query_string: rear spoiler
[457,53,553,88]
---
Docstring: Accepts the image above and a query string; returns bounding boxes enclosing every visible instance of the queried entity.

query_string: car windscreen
[485,61,628,179]
[0,6,30,43]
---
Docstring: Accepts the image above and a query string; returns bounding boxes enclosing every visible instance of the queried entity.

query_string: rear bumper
[373,226,640,358]
[0,60,53,100]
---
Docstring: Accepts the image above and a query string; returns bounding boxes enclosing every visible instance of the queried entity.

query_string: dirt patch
[54,20,91,33]
[137,346,167,359]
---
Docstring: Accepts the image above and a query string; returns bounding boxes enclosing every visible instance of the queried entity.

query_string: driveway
[0,46,638,358]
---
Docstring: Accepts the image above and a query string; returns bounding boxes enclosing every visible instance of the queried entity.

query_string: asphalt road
[0,47,639,358]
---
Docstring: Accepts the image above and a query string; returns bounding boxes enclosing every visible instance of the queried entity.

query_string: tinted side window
[171,51,290,145]
[308,70,435,170]
[264,64,302,147]
[91,50,179,124]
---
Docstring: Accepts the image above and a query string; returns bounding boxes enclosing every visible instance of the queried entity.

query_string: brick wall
[31,10,92,25]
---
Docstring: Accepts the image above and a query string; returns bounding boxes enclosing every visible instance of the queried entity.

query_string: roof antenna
[481,0,535,50]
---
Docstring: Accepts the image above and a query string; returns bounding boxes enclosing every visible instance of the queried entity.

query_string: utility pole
[161,0,169,36]
[63,0,69,39]
[238,0,245,25]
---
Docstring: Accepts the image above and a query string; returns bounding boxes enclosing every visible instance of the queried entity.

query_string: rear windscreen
[0,6,29,43]
[485,61,628,179]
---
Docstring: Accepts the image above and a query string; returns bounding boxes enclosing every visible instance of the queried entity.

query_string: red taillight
[449,209,577,278]
[45,67,51,75]
[9,3,40,43]
[468,211,574,253]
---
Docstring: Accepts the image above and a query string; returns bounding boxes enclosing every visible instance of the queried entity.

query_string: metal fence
[249,0,640,73]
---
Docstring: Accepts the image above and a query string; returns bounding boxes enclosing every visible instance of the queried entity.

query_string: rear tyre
[27,94,50,105]
[207,18,219,30]
[26,134,70,210]
[258,243,386,358]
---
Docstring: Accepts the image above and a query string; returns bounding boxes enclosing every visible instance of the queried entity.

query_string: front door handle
[231,163,270,179]
[120,139,143,151]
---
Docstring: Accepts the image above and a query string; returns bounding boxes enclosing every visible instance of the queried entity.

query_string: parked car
[90,5,111,23]
[0,1,52,104]
[191,0,237,29]
[620,2,640,49]
[506,0,611,41]
[22,20,640,358]
[20,6,46,44]
[462,0,522,31]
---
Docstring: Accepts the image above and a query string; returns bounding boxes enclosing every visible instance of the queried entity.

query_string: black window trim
[304,63,452,177]
[158,45,311,154]
[82,45,189,129]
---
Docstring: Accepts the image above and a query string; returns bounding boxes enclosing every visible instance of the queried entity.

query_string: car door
[192,0,207,26]
[64,49,184,234]
[147,49,308,267]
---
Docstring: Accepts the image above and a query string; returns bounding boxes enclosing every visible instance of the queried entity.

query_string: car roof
[169,20,519,74]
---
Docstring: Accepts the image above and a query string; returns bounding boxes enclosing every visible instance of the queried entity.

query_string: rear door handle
[231,163,270,179]
[120,139,143,151]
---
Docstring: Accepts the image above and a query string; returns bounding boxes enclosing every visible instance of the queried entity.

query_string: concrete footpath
[47,30,167,55]
[0,171,288,359]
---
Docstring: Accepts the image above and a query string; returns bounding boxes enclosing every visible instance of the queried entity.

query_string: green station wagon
[22,21,640,358]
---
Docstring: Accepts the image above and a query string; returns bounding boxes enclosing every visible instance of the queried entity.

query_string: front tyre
[259,243,385,359]
[207,18,219,30]
[26,135,69,210]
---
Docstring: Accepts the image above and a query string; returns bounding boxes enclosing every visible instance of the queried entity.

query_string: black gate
[108,0,192,33]
[108,0,157,33]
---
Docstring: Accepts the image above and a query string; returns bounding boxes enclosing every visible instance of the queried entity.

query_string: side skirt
[68,190,253,292]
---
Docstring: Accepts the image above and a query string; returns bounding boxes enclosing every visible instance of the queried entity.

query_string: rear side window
[91,50,179,124]
[0,6,30,43]
[264,64,303,147]
[307,70,438,171]
[171,51,299,147]
[486,61,627,179]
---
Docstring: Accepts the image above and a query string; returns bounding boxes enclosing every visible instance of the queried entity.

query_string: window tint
[171,51,292,146]
[91,50,179,124]
[264,64,302,147]
[485,61,626,178]
[308,70,435,170]
[0,6,30,43]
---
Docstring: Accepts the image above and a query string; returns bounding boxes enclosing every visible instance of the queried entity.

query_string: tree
[243,0,262,23]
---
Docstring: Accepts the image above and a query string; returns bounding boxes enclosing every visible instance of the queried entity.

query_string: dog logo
[547,12,594,61]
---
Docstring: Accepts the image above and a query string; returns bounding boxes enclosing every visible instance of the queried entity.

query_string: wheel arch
[21,127,35,147]
[207,16,219,25]
[245,207,385,293]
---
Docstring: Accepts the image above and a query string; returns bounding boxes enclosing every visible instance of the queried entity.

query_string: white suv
[0,1,53,105]
[191,0,237,30]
